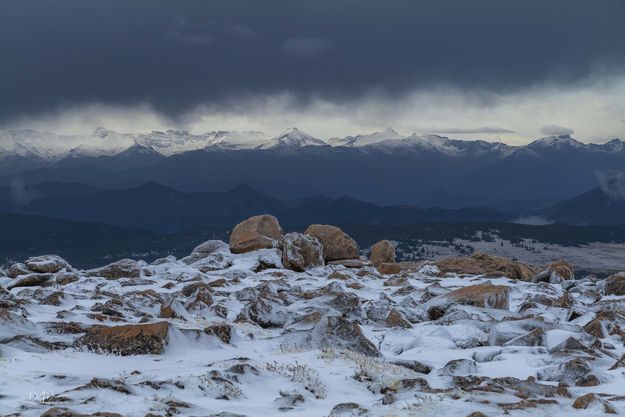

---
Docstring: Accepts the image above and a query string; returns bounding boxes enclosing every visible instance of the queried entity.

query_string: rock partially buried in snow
[25,255,69,274]
[431,284,510,310]
[76,322,169,355]
[182,240,229,264]
[435,252,535,280]
[312,316,380,357]
[304,224,358,261]
[281,232,324,271]
[370,240,395,267]
[86,259,142,280]
[6,262,31,278]
[229,214,283,254]
[602,272,625,296]
[7,273,53,289]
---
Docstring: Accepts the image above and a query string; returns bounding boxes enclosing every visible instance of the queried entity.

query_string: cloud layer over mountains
[1,0,625,142]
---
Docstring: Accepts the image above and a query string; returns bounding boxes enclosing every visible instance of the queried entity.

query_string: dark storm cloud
[1,0,624,122]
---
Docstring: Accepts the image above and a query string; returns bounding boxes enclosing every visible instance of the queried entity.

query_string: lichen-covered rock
[281,232,324,271]
[7,262,31,278]
[377,262,401,275]
[25,255,69,274]
[435,252,536,280]
[181,240,229,264]
[229,214,283,254]
[328,403,369,417]
[86,259,141,280]
[7,273,53,289]
[312,316,380,357]
[370,240,395,267]
[76,322,169,355]
[602,272,625,296]
[204,324,233,344]
[547,260,574,280]
[40,407,123,417]
[304,224,358,261]
[572,393,616,413]
[434,284,510,311]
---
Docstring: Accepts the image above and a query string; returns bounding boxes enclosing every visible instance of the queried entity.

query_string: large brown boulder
[304,224,358,261]
[428,284,510,320]
[25,255,69,274]
[434,252,536,280]
[603,273,625,296]
[76,322,169,355]
[547,260,574,280]
[281,232,324,271]
[229,214,283,254]
[445,284,510,309]
[370,240,395,267]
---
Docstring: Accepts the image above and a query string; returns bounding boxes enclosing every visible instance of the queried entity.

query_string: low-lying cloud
[5,78,624,145]
[597,170,625,201]
[541,125,575,136]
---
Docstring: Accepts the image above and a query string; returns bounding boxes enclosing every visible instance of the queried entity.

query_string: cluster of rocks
[1,214,624,416]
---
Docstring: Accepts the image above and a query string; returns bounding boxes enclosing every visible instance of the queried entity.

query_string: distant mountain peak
[529,134,586,149]
[272,127,326,148]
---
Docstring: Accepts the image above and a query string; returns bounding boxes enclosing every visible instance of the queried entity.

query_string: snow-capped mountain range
[1,126,622,161]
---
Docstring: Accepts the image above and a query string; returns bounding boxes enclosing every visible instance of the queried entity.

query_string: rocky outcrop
[370,240,395,267]
[435,252,536,280]
[86,259,141,280]
[281,232,324,271]
[76,322,169,355]
[229,214,283,254]
[304,224,358,261]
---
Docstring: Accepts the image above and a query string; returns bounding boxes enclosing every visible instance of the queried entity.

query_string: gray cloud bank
[1,0,625,125]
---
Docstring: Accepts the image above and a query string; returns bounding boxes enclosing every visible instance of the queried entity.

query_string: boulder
[434,252,536,280]
[7,273,53,289]
[7,262,31,278]
[41,408,123,417]
[86,259,141,280]
[547,260,574,280]
[76,322,169,355]
[229,214,283,254]
[25,255,68,274]
[328,403,369,417]
[370,240,395,267]
[440,284,510,310]
[312,316,380,357]
[603,272,625,296]
[181,240,229,264]
[572,393,617,413]
[304,224,358,261]
[327,258,372,268]
[281,232,324,271]
[377,262,401,275]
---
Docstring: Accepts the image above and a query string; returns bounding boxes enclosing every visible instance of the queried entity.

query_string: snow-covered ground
[1,244,624,416]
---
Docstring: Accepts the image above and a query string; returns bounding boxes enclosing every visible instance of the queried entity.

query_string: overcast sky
[1,0,624,144]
